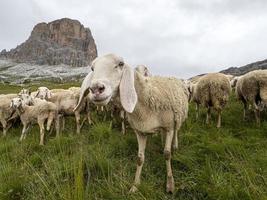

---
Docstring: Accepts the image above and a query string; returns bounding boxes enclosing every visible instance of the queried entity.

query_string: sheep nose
[90,82,105,95]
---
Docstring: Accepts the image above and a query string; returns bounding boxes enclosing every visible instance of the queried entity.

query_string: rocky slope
[0,59,89,84]
[220,59,267,76]
[0,18,97,67]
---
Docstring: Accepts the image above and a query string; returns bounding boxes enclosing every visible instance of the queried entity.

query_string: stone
[0,18,97,67]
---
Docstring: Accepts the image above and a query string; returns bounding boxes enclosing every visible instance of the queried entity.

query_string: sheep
[10,94,57,145]
[35,86,88,134]
[135,65,152,77]
[235,70,267,124]
[0,94,18,136]
[74,54,189,193]
[191,73,231,128]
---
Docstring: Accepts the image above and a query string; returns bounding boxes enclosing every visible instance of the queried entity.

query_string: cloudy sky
[0,0,267,78]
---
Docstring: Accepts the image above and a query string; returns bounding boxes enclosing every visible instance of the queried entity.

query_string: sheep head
[10,98,23,109]
[11,93,34,108]
[36,87,52,100]
[74,54,137,113]
[135,65,151,77]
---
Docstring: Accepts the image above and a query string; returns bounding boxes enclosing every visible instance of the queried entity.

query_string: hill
[0,18,97,67]
[220,59,267,76]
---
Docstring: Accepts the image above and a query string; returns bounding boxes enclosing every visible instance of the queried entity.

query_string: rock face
[220,59,267,76]
[0,18,97,67]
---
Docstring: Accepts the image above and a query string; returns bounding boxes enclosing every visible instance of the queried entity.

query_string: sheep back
[136,74,189,128]
[240,70,267,104]
[194,73,231,110]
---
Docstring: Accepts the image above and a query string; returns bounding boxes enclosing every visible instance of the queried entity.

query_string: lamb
[74,54,189,193]
[35,86,88,134]
[191,73,231,128]
[235,70,267,123]
[10,94,57,145]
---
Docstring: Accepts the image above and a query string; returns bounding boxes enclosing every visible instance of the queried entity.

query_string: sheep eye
[91,66,94,71]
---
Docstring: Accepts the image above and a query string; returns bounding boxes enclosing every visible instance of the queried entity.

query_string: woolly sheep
[192,73,231,128]
[35,86,88,134]
[74,54,189,193]
[0,94,18,136]
[10,94,57,145]
[235,70,267,123]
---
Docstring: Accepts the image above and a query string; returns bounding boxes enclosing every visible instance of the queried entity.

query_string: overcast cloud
[1,0,267,78]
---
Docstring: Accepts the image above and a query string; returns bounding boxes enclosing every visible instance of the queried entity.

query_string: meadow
[0,82,266,200]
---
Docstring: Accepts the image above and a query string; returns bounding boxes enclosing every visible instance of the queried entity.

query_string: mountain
[0,18,97,67]
[220,59,267,76]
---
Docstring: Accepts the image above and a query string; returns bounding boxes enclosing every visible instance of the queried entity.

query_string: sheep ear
[35,90,40,98]
[10,100,14,108]
[46,90,52,99]
[119,64,137,113]
[74,72,93,111]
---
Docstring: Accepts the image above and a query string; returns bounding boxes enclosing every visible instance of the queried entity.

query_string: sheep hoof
[129,185,138,193]
[166,176,174,193]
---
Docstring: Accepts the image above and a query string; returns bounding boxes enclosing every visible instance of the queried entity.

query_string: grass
[0,83,266,200]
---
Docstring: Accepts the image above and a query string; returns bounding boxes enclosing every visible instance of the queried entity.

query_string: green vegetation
[0,83,266,200]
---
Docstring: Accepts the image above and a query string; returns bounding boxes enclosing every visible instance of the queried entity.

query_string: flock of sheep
[0,53,266,193]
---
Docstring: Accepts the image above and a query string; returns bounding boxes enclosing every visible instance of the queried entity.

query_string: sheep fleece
[194,73,231,110]
[129,74,189,132]
[239,70,267,104]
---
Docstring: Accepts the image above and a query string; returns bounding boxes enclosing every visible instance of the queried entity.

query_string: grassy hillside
[0,83,266,200]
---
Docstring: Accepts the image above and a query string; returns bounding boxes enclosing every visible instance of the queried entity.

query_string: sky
[0,0,267,78]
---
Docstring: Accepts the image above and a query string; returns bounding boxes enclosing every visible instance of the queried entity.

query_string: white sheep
[235,70,267,124]
[0,94,18,136]
[191,73,231,128]
[74,54,189,193]
[35,86,88,134]
[10,94,57,145]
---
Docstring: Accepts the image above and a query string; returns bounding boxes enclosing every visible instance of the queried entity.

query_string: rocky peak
[0,18,97,67]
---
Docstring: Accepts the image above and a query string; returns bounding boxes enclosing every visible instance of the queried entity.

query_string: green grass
[0,83,266,200]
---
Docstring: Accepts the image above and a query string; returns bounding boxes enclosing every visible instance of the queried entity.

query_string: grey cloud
[1,0,267,78]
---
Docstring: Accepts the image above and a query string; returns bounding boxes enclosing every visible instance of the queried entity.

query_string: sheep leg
[20,124,29,141]
[87,112,92,125]
[172,129,178,150]
[47,112,54,131]
[38,120,45,145]
[206,107,211,124]
[243,102,248,120]
[195,103,199,120]
[62,116,65,131]
[55,114,61,137]
[254,109,260,125]
[217,110,221,128]
[75,111,81,134]
[165,130,175,193]
[1,119,7,137]
[129,132,147,193]
[120,110,125,135]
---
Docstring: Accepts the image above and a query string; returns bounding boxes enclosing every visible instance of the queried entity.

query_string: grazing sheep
[192,73,231,128]
[35,86,87,134]
[74,54,189,193]
[236,70,267,124]
[10,94,57,145]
